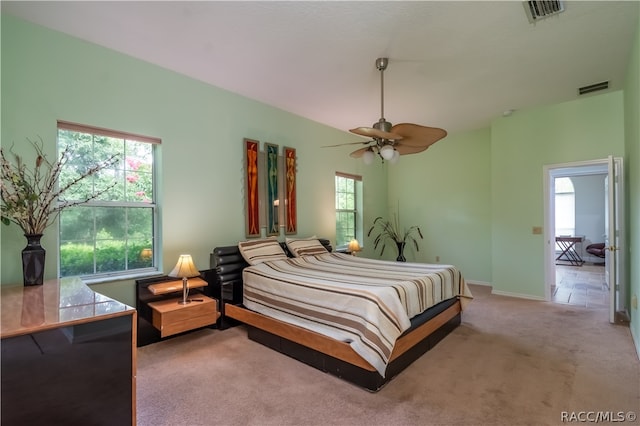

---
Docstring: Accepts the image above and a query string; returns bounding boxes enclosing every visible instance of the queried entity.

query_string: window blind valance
[57,120,161,145]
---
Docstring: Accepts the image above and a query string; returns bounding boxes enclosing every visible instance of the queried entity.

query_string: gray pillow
[286,236,328,257]
[238,238,288,265]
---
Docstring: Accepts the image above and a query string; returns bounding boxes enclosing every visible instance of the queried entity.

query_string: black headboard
[209,238,332,309]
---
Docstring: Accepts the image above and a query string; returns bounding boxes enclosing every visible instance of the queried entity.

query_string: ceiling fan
[327,58,447,164]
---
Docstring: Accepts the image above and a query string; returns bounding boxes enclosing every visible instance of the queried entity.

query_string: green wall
[0,15,387,304]
[387,127,492,283]
[389,89,628,301]
[490,92,625,299]
[624,7,640,356]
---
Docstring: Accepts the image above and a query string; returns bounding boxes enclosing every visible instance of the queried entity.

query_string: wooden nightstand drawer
[148,296,219,338]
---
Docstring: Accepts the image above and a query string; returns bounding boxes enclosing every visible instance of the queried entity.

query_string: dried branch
[1,138,120,235]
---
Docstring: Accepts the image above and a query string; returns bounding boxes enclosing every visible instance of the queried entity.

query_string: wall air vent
[524,1,565,23]
[578,81,609,95]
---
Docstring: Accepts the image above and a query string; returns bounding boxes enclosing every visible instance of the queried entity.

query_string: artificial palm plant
[367,214,423,261]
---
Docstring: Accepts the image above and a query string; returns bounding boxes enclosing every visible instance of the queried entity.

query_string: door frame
[543,157,626,323]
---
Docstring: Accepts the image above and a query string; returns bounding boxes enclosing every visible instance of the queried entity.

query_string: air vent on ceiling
[524,0,565,23]
[578,81,609,95]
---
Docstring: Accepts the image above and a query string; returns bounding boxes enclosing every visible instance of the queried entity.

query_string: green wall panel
[623,9,640,356]
[386,127,492,284]
[1,15,386,290]
[491,92,625,298]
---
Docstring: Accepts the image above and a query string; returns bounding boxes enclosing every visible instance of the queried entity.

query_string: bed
[211,237,472,391]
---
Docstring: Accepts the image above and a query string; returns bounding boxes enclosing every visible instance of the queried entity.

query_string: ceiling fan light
[380,145,395,160]
[362,149,375,165]
[389,149,400,164]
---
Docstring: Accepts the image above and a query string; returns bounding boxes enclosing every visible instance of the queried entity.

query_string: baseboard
[465,281,545,301]
[466,280,491,287]
[631,324,640,362]
[491,289,546,301]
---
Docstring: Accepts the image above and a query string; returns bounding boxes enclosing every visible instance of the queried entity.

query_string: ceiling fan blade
[349,127,403,140]
[349,147,371,158]
[322,140,373,148]
[395,144,429,155]
[391,123,447,147]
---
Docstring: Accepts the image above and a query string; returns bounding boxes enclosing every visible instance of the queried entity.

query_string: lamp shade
[168,254,200,278]
[348,239,361,252]
[389,149,400,164]
[379,145,395,160]
[362,149,375,165]
[140,248,153,260]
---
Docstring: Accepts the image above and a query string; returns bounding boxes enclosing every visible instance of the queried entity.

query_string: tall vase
[396,241,406,262]
[22,234,45,286]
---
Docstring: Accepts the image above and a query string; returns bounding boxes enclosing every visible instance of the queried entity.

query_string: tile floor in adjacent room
[552,263,608,308]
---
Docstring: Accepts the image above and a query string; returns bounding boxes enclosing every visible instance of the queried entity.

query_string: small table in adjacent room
[555,236,585,266]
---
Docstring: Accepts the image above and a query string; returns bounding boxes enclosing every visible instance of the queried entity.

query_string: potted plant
[1,138,119,285]
[367,215,424,262]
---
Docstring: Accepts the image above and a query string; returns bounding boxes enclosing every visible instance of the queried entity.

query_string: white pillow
[286,236,328,258]
[238,238,287,265]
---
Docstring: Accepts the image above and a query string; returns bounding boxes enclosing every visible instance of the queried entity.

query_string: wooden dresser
[1,278,137,426]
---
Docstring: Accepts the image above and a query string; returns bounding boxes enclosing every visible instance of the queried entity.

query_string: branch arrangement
[367,214,423,257]
[1,138,119,235]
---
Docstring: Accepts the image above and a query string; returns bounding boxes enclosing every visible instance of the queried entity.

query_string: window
[57,121,159,280]
[335,173,363,249]
[555,176,575,240]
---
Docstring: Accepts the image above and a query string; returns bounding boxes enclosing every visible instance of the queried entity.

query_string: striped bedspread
[242,252,472,376]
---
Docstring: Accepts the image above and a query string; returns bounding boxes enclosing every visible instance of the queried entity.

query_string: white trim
[544,158,610,176]
[543,158,610,302]
[466,280,492,287]
[84,271,163,285]
[491,289,546,301]
[543,157,626,324]
[467,281,547,301]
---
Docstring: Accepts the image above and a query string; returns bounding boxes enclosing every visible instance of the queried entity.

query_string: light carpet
[136,285,639,426]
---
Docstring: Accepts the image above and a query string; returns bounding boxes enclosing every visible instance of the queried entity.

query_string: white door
[606,156,625,323]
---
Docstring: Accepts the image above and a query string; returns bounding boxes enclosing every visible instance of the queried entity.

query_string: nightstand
[148,295,219,338]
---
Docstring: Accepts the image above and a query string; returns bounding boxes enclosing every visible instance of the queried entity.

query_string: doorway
[543,157,626,323]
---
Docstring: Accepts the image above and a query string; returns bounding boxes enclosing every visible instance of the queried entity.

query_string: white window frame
[335,172,363,250]
[555,176,576,238]
[57,121,160,282]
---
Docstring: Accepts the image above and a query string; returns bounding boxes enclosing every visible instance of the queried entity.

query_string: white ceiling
[3,1,639,137]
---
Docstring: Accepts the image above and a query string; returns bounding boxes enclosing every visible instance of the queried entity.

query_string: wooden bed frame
[210,239,462,391]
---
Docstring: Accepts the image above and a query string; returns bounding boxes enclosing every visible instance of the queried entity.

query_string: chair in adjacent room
[586,243,606,259]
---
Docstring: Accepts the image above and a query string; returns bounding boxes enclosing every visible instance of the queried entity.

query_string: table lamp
[348,239,361,256]
[168,254,200,305]
[140,248,153,260]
